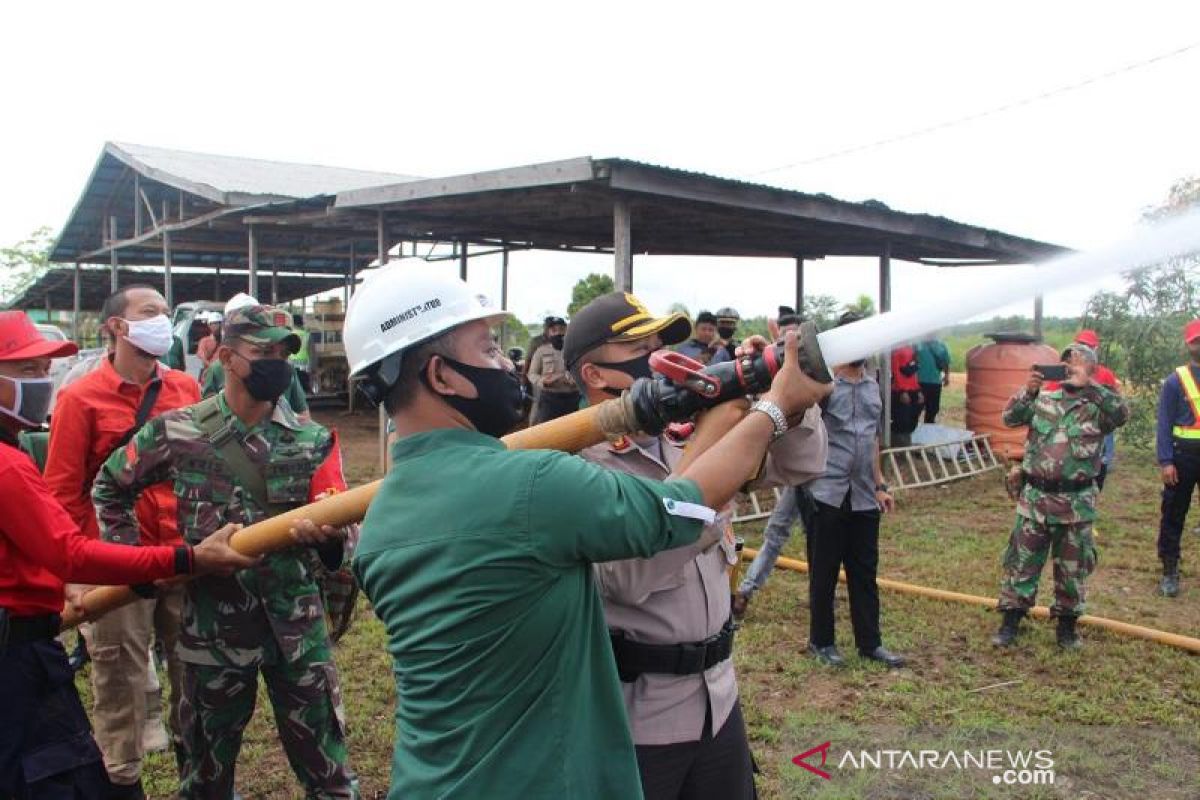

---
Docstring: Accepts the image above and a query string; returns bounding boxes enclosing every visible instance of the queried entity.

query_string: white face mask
[122,314,174,357]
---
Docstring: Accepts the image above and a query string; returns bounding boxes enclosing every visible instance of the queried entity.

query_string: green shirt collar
[390,427,505,462]
[215,391,304,434]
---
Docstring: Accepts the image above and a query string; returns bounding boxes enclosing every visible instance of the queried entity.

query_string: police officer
[0,310,255,800]
[993,343,1129,648]
[1154,319,1200,597]
[342,268,830,799]
[714,307,741,362]
[676,311,732,366]
[91,305,358,799]
[527,315,579,423]
[565,292,827,799]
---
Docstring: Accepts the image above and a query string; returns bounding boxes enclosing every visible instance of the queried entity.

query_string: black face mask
[232,353,294,403]
[427,356,525,438]
[717,326,737,340]
[594,353,654,397]
[550,334,565,351]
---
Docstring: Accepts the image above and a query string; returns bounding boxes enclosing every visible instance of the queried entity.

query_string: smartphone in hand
[1035,364,1068,381]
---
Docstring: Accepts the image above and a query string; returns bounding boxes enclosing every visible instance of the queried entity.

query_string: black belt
[1172,438,1200,454]
[610,618,735,682]
[0,611,60,649]
[1024,474,1095,493]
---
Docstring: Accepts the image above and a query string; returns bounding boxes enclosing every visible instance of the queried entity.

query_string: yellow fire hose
[60,395,643,630]
[743,548,1200,656]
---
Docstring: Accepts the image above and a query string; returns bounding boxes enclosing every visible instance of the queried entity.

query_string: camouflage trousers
[998,514,1097,617]
[178,644,356,799]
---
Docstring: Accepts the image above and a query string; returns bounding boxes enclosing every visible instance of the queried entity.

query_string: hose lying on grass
[743,548,1200,656]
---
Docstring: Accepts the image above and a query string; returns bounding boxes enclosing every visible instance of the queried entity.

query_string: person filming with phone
[991,343,1128,650]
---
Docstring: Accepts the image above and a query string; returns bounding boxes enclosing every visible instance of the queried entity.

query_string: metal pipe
[795,257,804,314]
[161,199,173,308]
[72,262,81,342]
[109,217,119,292]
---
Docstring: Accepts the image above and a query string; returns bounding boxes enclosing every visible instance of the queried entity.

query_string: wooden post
[459,241,468,281]
[109,217,119,292]
[377,210,387,266]
[72,262,81,342]
[1033,294,1044,339]
[377,212,389,475]
[879,243,893,449]
[613,199,632,292]
[133,174,142,235]
[271,260,279,305]
[500,246,510,348]
[247,225,259,297]
[161,199,173,308]
[214,263,221,301]
[345,242,355,308]
[795,257,805,315]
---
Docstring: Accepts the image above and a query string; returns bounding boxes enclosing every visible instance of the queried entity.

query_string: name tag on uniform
[662,496,717,524]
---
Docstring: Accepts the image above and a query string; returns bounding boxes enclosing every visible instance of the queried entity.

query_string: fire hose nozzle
[629,321,830,435]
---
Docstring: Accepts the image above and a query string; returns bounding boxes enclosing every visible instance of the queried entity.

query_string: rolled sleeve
[528,451,709,566]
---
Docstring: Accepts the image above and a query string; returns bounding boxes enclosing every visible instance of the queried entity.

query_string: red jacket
[45,357,200,544]
[891,347,921,392]
[0,439,182,616]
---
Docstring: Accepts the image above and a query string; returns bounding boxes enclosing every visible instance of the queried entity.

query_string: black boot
[1159,559,1180,598]
[1056,615,1081,649]
[992,609,1025,647]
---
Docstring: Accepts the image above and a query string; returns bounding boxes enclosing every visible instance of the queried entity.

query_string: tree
[845,294,876,317]
[800,294,842,329]
[1082,175,1200,448]
[667,302,691,318]
[567,273,615,316]
[1,226,56,304]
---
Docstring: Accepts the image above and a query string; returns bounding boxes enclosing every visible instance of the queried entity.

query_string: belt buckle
[675,642,706,674]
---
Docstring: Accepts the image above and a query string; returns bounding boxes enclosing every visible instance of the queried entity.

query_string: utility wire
[748,40,1200,179]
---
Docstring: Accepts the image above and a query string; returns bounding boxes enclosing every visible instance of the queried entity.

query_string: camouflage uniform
[92,305,356,800]
[998,381,1129,616]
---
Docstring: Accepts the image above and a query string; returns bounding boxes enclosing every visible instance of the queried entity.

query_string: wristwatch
[875,482,890,493]
[749,399,788,441]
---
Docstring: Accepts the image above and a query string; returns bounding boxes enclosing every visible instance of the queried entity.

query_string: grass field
[79,386,1200,799]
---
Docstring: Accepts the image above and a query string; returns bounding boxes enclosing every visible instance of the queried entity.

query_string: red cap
[0,311,78,362]
[1074,329,1100,349]
[1187,320,1200,345]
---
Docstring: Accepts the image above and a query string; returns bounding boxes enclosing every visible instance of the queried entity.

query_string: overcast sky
[2,2,1197,325]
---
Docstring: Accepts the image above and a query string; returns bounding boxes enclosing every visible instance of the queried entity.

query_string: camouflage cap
[223,304,302,353]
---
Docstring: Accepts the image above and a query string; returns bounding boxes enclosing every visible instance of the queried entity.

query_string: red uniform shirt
[197,335,219,366]
[44,357,200,544]
[0,439,180,616]
[891,347,921,392]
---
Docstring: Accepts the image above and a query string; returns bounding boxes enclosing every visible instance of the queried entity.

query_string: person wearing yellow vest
[1155,318,1200,597]
[288,313,312,394]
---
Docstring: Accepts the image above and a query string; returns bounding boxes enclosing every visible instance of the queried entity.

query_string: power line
[748,40,1200,179]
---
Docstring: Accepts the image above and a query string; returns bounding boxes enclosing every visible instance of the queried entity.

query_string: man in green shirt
[344,269,829,799]
[914,337,951,424]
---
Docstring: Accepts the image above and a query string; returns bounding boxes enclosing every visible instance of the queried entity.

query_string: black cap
[564,292,692,368]
[777,305,801,326]
[544,315,566,327]
[695,310,717,326]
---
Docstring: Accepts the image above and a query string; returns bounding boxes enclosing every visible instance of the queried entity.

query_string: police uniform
[565,292,828,800]
[90,306,356,799]
[997,364,1128,621]
[528,340,579,423]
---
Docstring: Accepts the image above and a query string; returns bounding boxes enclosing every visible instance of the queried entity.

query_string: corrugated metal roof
[108,141,421,203]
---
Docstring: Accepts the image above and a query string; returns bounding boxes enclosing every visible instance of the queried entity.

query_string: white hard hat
[225,293,258,314]
[345,265,511,388]
[208,311,224,323]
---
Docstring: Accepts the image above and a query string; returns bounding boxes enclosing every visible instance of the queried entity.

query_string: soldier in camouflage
[993,342,1129,649]
[92,305,357,799]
